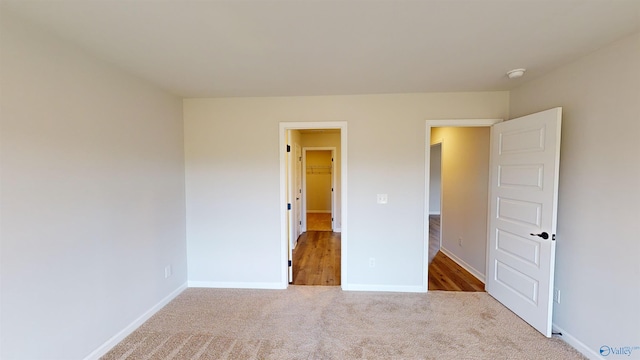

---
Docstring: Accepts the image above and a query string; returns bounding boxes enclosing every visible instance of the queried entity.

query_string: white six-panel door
[487,108,562,337]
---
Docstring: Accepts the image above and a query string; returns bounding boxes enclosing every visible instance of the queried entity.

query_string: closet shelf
[306,165,332,174]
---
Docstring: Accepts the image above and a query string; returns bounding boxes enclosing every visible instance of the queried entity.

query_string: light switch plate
[377,194,388,204]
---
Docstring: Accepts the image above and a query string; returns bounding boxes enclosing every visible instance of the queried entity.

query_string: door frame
[302,147,337,231]
[279,121,347,289]
[423,119,502,292]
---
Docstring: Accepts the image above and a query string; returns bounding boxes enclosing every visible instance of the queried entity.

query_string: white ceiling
[3,0,639,98]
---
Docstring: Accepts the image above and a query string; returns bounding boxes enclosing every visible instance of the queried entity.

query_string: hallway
[428,215,485,291]
[291,230,340,286]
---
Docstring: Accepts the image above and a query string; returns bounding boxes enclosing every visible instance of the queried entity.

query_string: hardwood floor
[292,214,482,290]
[292,231,340,285]
[428,214,485,292]
[306,213,332,231]
[428,251,485,291]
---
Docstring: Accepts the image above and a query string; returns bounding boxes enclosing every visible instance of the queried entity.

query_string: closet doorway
[303,148,335,232]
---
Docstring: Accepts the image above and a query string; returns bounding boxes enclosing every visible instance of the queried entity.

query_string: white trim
[280,122,348,290]
[334,227,342,232]
[286,131,294,282]
[440,247,486,283]
[425,119,503,127]
[423,118,502,292]
[307,210,331,213]
[188,281,286,290]
[428,211,441,215]
[83,283,187,360]
[552,324,602,360]
[343,284,425,293]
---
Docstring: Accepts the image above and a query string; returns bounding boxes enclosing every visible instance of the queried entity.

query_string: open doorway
[425,111,563,336]
[280,123,347,288]
[304,148,335,232]
[425,121,500,292]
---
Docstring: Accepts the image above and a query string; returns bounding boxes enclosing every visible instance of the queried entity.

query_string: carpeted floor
[103,287,586,359]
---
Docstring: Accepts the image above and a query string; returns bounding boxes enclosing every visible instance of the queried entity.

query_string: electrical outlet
[376,194,388,204]
[369,258,376,268]
[553,288,561,304]
[458,237,463,247]
[164,265,172,279]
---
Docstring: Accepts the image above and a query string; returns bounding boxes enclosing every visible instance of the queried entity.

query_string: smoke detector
[507,68,526,79]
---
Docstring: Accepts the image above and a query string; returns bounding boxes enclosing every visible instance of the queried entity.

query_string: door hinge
[286,145,291,152]
[552,234,556,241]
[287,203,292,210]
[331,188,333,191]
[288,260,292,267]
[299,221,302,225]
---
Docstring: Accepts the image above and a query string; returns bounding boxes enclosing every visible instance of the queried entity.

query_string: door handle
[530,232,549,240]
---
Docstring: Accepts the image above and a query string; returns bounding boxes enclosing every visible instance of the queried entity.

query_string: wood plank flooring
[428,251,485,291]
[292,231,340,285]
[292,214,483,290]
[428,215,485,292]
[306,213,332,231]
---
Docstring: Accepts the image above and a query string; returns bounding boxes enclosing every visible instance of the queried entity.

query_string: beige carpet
[103,287,586,360]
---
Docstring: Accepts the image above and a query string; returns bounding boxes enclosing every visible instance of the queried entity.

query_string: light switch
[377,194,388,204]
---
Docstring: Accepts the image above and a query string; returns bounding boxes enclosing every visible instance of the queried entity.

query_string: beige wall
[184,92,509,290]
[1,12,186,359]
[305,150,333,212]
[431,127,490,280]
[510,32,640,357]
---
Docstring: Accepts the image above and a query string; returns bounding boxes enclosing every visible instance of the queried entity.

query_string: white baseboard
[552,324,602,360]
[307,210,331,213]
[83,283,187,360]
[343,283,426,293]
[440,247,486,283]
[188,281,286,290]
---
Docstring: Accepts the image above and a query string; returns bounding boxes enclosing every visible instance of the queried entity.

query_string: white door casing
[424,118,502,292]
[286,134,294,283]
[279,122,347,289]
[331,150,335,231]
[486,107,562,337]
